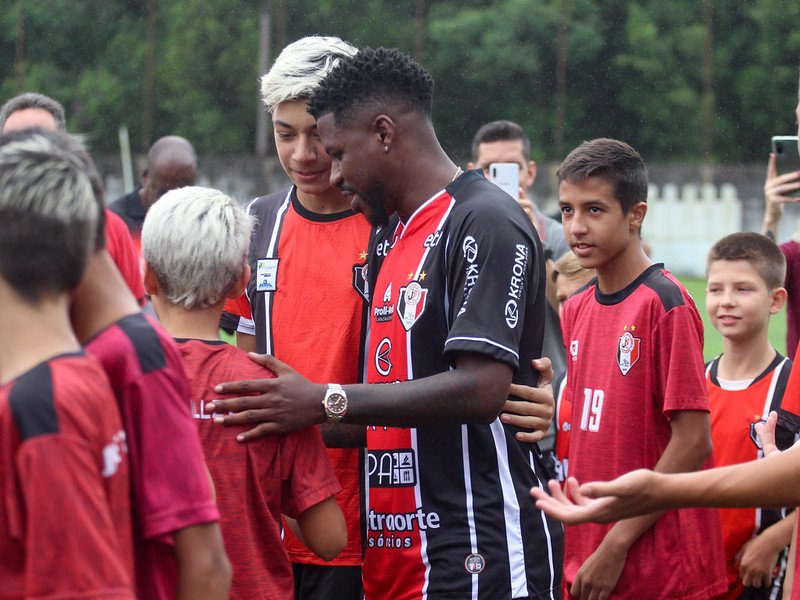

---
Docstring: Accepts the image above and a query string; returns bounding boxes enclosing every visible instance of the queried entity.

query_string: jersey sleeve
[14,435,134,598]
[653,304,709,415]
[443,201,542,370]
[131,346,220,540]
[104,209,146,305]
[281,426,342,519]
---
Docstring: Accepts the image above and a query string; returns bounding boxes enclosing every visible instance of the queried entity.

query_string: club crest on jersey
[352,261,369,302]
[617,331,641,375]
[397,281,428,331]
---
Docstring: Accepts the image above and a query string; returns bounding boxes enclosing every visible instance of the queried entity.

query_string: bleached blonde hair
[142,186,253,309]
[260,35,357,112]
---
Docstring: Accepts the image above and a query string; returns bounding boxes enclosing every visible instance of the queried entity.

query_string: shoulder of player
[448,184,537,244]
[178,339,273,381]
[7,354,115,443]
[245,187,292,217]
[637,264,693,313]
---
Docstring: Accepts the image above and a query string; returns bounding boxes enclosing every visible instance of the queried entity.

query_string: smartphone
[488,162,520,200]
[771,135,800,198]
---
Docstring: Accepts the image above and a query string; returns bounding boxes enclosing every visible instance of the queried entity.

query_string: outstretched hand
[207,353,326,442]
[531,470,665,525]
[502,357,555,443]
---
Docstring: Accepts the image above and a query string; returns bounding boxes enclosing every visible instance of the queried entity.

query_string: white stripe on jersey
[411,427,432,599]
[445,336,520,361]
[755,358,789,533]
[489,419,528,598]
[260,190,291,356]
[461,423,480,599]
[529,454,557,600]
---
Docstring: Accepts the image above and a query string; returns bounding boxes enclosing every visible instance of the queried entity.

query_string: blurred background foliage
[3,0,799,161]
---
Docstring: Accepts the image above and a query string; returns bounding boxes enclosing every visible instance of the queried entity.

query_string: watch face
[327,393,347,415]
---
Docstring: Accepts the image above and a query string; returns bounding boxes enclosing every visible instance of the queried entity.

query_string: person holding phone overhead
[762,99,800,359]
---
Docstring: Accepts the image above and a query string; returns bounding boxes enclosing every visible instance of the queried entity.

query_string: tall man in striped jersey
[212,47,563,600]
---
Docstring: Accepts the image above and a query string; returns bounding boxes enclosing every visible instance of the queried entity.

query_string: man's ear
[142,262,159,297]
[526,160,538,186]
[227,264,251,300]
[467,161,476,170]
[374,114,396,151]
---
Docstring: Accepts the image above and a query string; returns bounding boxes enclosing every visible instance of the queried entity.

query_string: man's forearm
[321,423,366,447]
[342,354,512,427]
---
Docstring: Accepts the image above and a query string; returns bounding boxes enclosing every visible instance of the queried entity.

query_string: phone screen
[488,163,520,200]
[772,136,800,198]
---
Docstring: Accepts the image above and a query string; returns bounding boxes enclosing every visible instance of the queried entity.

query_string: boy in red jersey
[555,138,726,599]
[62,135,231,599]
[705,232,796,599]
[142,185,347,600]
[0,129,134,598]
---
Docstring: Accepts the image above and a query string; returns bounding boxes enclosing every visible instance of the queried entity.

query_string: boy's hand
[208,353,327,441]
[756,411,781,459]
[571,536,628,600]
[502,357,554,443]
[736,535,780,589]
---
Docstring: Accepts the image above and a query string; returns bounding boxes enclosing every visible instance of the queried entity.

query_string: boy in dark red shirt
[141,185,347,600]
[0,129,134,598]
[556,138,726,599]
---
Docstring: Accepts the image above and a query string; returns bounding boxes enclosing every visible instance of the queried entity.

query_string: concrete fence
[646,183,742,277]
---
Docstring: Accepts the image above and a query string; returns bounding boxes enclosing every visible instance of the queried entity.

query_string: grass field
[680,277,787,361]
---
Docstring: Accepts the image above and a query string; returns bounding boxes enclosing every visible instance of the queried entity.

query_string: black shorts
[292,563,362,600]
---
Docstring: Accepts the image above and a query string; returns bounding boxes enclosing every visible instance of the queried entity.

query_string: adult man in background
[0,92,145,304]
[109,135,197,252]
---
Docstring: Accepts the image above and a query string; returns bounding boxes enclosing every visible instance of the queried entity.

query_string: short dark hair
[707,232,786,290]
[471,120,531,161]
[0,129,98,302]
[557,138,648,213]
[0,92,66,131]
[307,47,434,124]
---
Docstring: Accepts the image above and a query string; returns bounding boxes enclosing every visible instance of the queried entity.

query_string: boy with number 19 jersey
[562,266,726,598]
[556,138,725,599]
